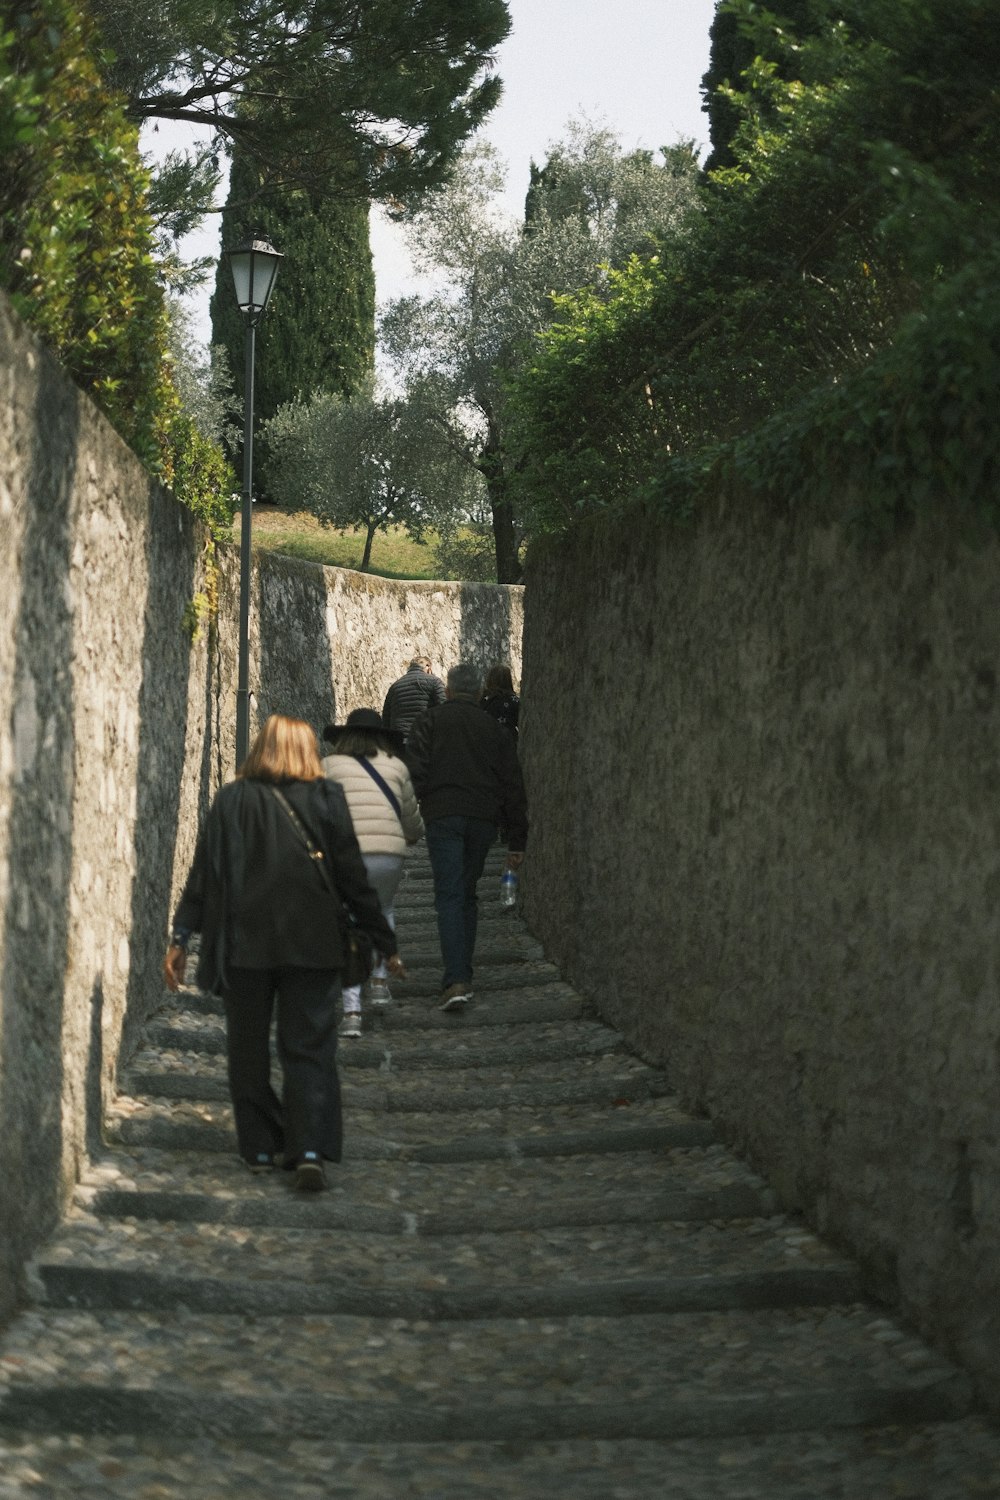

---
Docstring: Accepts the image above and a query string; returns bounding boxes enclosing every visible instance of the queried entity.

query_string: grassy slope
[237,507,448,581]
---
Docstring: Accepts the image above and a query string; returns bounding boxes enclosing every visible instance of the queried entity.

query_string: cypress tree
[701,0,822,173]
[210,146,375,485]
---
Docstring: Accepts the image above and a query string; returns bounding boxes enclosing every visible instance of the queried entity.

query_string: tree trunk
[491,489,520,583]
[480,461,517,582]
[479,423,521,583]
[361,522,376,572]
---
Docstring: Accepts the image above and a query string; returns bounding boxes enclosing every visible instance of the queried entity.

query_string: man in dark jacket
[406,661,528,1010]
[382,655,446,741]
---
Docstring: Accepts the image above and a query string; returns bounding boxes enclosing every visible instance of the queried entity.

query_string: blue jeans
[424,815,497,990]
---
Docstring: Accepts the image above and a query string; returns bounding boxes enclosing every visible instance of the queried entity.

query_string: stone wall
[214,551,522,774]
[0,295,213,1329]
[520,499,1000,1406]
[0,294,522,1326]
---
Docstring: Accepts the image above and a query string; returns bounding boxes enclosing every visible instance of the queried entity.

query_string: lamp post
[226,235,283,770]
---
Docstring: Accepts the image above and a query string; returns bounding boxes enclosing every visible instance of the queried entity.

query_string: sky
[144,0,719,346]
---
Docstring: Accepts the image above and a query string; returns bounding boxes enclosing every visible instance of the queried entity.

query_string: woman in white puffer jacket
[322,708,424,1034]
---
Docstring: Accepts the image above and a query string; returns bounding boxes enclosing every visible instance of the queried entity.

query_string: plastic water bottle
[499,869,518,909]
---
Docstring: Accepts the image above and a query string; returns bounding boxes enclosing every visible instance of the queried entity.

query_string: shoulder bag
[269,786,373,988]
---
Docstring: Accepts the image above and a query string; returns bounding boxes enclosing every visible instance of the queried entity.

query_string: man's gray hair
[447,662,483,701]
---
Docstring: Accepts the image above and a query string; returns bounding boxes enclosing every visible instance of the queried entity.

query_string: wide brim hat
[323,708,405,754]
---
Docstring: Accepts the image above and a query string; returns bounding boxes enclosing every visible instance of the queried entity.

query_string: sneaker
[366,980,392,1007]
[245,1151,279,1175]
[439,983,473,1012]
[340,1010,362,1039]
[294,1152,327,1192]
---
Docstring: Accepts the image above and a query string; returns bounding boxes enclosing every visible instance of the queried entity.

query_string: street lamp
[226,235,283,770]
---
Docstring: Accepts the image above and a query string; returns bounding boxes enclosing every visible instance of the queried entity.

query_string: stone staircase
[2,848,1000,1497]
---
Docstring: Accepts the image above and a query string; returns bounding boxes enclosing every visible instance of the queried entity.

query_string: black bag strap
[353,755,402,822]
[270,787,372,976]
[269,786,336,896]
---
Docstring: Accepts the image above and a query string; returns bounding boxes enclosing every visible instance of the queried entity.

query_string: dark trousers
[223,965,343,1164]
[424,815,497,990]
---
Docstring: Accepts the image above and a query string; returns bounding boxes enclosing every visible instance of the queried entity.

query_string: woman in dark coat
[163,714,404,1191]
[481,663,519,741]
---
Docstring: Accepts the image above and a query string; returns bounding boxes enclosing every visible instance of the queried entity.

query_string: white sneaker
[367,980,392,1007]
[340,1011,362,1039]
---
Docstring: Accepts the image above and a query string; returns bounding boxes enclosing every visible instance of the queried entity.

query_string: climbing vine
[0,0,235,537]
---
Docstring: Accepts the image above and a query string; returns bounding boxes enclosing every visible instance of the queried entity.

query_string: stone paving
[2,850,1000,1496]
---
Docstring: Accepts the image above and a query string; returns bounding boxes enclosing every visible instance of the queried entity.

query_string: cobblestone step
[53,1189,839,1278]
[390,961,565,996]
[35,1262,865,1320]
[168,982,586,1024]
[100,1115,715,1165]
[65,1177,776,1236]
[3,1424,1000,1499]
[1,848,997,1491]
[103,1086,695,1152]
[388,937,546,964]
[80,1137,759,1204]
[0,1306,975,1445]
[140,1014,624,1070]
[123,1056,673,1114]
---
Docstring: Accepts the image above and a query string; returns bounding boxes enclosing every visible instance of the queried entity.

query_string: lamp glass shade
[228,238,283,318]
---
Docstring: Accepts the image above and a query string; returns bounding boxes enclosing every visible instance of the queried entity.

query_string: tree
[379,125,699,580]
[511,0,1000,534]
[166,301,243,453]
[261,378,482,572]
[209,143,376,480]
[88,0,511,209]
[701,0,819,173]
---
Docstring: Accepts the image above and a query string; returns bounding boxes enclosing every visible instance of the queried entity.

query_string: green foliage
[241,511,459,580]
[432,515,499,582]
[0,0,172,473]
[166,301,243,454]
[661,246,1000,528]
[211,144,376,456]
[167,409,236,532]
[701,0,822,172]
[0,0,235,535]
[261,379,480,571]
[89,0,511,204]
[511,0,1000,538]
[381,126,700,580]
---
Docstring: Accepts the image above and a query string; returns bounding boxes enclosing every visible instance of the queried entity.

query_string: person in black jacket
[382,655,446,741]
[481,662,519,742]
[163,714,404,1191]
[405,662,528,1011]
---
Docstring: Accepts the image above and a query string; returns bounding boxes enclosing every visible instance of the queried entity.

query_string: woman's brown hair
[239,714,323,782]
[484,663,515,696]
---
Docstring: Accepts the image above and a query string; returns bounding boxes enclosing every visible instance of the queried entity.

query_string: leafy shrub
[0,0,234,530]
[511,0,1000,538]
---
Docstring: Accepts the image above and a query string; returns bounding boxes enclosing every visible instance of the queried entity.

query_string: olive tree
[379,123,699,580]
[261,378,483,573]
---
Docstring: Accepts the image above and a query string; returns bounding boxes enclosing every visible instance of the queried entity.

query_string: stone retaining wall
[0,296,212,1328]
[0,294,522,1326]
[520,499,1000,1407]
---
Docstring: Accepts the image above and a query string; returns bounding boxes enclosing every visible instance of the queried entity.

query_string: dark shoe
[439,983,473,1012]
[294,1152,327,1192]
